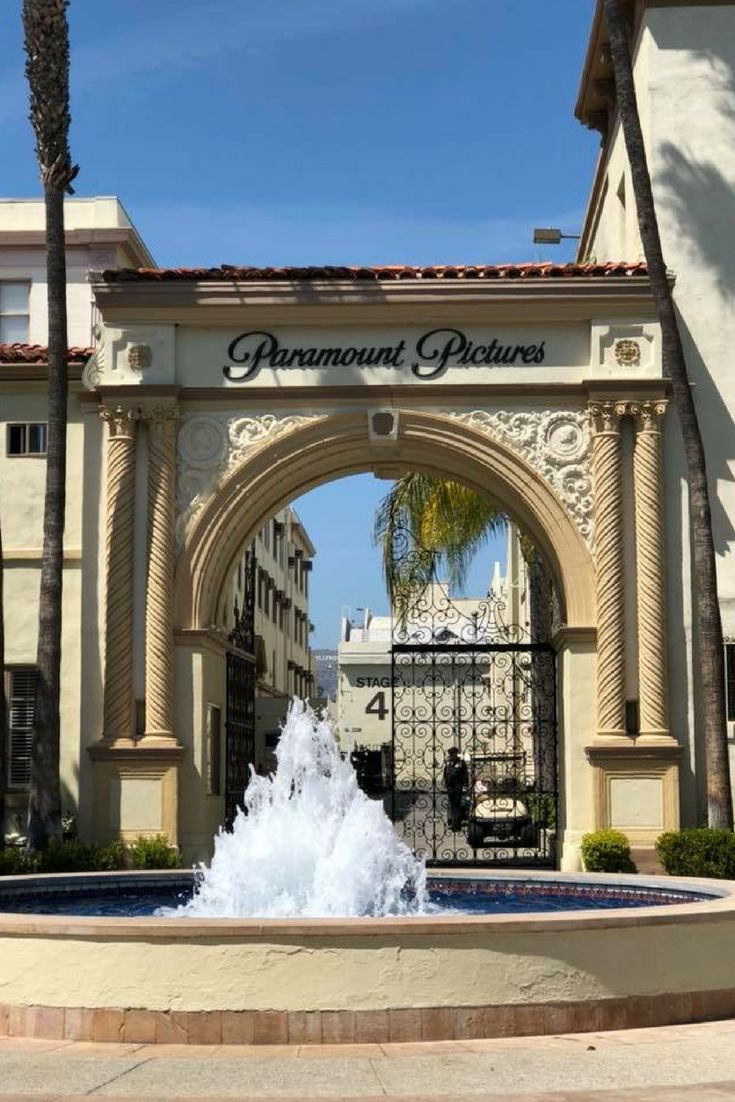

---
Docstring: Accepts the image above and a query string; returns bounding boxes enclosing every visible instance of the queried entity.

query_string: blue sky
[4,0,599,647]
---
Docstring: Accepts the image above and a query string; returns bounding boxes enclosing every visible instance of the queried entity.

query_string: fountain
[0,700,732,1044]
[167,699,427,918]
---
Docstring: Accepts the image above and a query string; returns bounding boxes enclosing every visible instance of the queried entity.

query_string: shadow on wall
[649,19,735,559]
[672,309,735,557]
[658,142,735,307]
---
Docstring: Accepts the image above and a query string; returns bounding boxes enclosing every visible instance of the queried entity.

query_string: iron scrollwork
[389,526,558,867]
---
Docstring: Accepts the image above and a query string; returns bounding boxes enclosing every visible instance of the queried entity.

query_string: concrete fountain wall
[0,870,734,1044]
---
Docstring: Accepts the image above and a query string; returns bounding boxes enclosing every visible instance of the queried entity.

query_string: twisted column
[100,405,139,742]
[590,402,628,738]
[143,405,179,742]
[633,400,670,740]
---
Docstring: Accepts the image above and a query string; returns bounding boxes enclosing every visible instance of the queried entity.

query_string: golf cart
[464,752,539,849]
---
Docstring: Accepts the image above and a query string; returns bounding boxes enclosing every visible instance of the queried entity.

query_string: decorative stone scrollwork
[614,338,641,367]
[127,343,152,372]
[176,412,323,553]
[450,409,593,547]
[82,326,105,390]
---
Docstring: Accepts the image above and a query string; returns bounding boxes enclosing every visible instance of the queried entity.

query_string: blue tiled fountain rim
[0,871,715,912]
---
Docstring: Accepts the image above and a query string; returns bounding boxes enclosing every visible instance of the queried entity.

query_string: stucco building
[1,0,735,866]
[0,198,314,840]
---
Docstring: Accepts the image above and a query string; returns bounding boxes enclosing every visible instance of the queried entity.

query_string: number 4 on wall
[365,691,388,721]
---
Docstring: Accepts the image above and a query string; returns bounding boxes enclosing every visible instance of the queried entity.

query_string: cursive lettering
[223,329,547,382]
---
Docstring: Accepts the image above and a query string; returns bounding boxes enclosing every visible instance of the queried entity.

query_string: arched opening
[172,410,596,868]
[176,411,594,632]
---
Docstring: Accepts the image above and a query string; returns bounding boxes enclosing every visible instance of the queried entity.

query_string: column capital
[630,399,668,433]
[140,403,180,434]
[99,404,140,440]
[588,400,630,435]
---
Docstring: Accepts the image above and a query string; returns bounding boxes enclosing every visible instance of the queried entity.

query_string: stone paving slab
[3,1090,735,1102]
[0,1020,733,1098]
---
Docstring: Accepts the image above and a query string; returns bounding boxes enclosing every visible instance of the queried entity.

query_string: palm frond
[374,474,507,610]
[22,0,78,192]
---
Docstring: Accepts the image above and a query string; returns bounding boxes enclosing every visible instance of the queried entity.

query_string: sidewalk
[0,1019,734,1099]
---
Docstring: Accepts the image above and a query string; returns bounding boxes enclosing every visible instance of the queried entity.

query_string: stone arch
[174,409,595,632]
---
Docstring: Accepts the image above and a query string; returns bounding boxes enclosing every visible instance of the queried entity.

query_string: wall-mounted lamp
[533,227,582,246]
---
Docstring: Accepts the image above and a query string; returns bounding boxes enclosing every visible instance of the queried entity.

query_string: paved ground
[0,1019,735,1100]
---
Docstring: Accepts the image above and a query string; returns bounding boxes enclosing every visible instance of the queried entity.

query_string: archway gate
[390,582,557,867]
[84,264,682,868]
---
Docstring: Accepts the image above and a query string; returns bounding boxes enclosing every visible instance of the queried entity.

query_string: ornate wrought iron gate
[225,548,257,826]
[391,575,558,867]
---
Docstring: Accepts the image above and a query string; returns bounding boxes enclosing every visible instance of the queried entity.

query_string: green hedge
[128,835,180,869]
[581,829,636,873]
[0,835,179,876]
[656,828,735,879]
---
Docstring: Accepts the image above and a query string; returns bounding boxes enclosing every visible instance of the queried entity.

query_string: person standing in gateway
[443,747,468,832]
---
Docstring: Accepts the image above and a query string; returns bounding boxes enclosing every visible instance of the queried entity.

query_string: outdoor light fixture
[533,227,582,245]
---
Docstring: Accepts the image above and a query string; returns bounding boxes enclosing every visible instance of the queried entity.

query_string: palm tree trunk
[0,513,7,846]
[27,185,67,849]
[604,0,733,827]
[23,0,78,849]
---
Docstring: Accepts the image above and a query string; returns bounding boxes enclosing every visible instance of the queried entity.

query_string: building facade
[575,0,735,810]
[1,0,735,864]
[0,198,313,844]
[337,525,530,755]
[228,507,315,776]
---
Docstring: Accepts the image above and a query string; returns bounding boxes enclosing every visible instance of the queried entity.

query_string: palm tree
[603,0,733,828]
[22,0,79,849]
[374,474,506,620]
[0,515,6,846]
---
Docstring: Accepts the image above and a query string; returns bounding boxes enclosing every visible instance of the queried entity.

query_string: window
[7,422,47,456]
[205,704,222,796]
[135,699,146,740]
[725,642,735,722]
[0,282,30,343]
[6,667,37,788]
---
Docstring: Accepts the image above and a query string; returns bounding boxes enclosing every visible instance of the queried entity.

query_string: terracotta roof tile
[0,343,93,364]
[100,261,648,283]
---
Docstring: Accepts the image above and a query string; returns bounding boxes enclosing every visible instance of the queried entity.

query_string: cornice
[0,227,152,266]
[92,378,671,405]
[576,0,735,133]
[91,276,656,326]
[0,364,84,383]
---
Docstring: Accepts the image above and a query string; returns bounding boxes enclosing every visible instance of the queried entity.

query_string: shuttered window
[6,668,37,788]
[726,644,735,723]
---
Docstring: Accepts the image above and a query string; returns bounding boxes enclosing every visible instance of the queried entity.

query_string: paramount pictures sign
[222,327,548,383]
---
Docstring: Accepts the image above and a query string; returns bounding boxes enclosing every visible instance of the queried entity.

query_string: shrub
[0,847,30,876]
[656,828,735,879]
[128,834,180,869]
[34,840,126,874]
[581,829,636,873]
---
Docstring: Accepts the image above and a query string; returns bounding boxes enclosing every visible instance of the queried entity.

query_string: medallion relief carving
[449,409,593,546]
[176,412,323,551]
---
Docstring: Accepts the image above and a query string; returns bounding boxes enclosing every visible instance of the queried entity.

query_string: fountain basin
[0,869,733,1044]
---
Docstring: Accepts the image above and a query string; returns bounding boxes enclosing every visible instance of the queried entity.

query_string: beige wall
[0,390,86,831]
[580,3,735,818]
